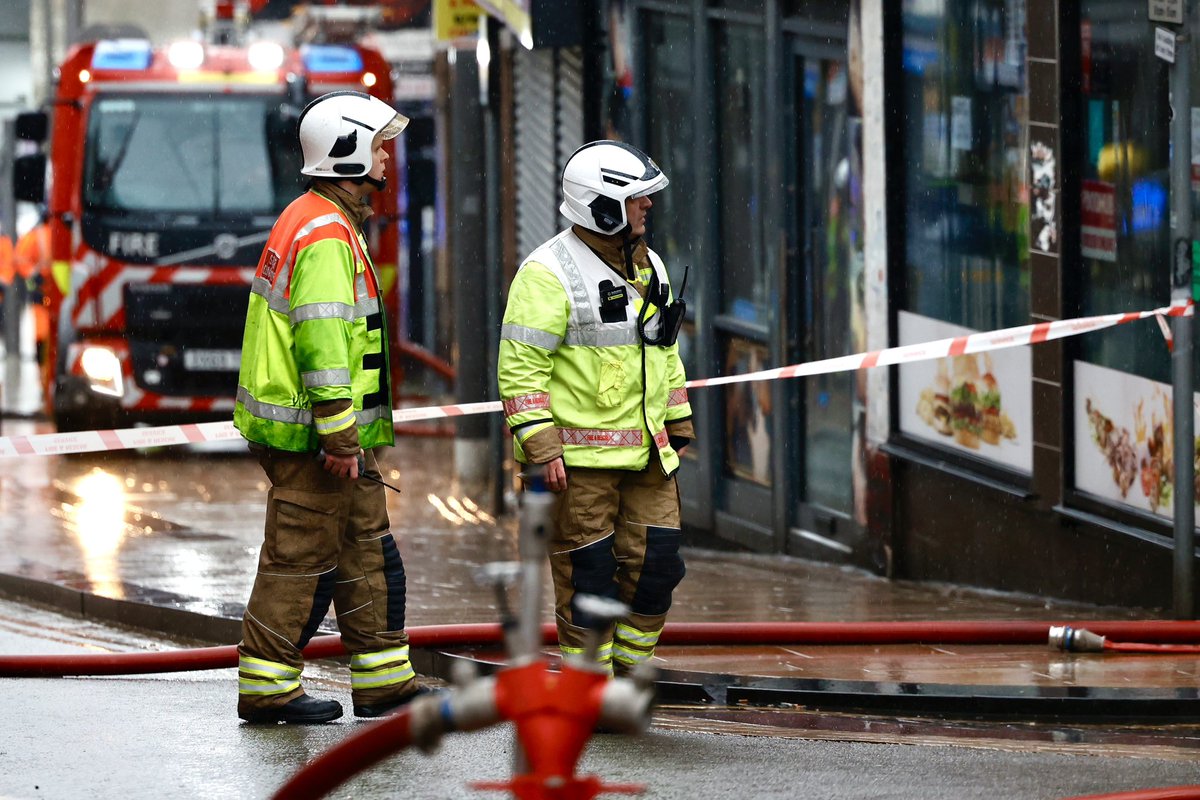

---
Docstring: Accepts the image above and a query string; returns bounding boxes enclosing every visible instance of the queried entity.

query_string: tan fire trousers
[238,447,414,711]
[549,462,685,674]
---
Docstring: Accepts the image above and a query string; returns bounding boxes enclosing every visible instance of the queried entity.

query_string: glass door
[789,37,866,543]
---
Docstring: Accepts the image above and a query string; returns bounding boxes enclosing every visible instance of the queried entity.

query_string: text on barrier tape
[0,299,1190,459]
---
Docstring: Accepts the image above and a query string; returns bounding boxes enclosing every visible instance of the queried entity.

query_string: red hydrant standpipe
[469,660,646,800]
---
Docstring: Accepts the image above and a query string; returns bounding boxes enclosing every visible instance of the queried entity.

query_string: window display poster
[898,311,1033,473]
[1074,360,1200,519]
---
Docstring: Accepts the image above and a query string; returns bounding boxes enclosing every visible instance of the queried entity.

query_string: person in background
[0,228,13,337]
[14,213,52,368]
[498,140,694,675]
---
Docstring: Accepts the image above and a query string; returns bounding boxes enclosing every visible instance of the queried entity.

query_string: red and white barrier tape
[0,299,1191,459]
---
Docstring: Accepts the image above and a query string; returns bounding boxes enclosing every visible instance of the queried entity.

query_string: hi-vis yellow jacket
[498,229,692,475]
[234,190,393,453]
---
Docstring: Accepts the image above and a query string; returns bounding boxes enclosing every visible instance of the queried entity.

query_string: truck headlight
[80,346,124,398]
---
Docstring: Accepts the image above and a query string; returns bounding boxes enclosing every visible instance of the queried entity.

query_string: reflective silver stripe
[239,656,301,680]
[349,662,416,690]
[302,368,352,389]
[560,427,643,447]
[355,272,369,301]
[238,677,302,696]
[615,623,661,647]
[357,404,388,425]
[236,386,313,425]
[668,388,689,407]
[563,326,641,347]
[350,647,410,670]
[354,296,379,319]
[613,644,652,664]
[269,211,355,307]
[238,655,302,696]
[251,276,291,316]
[291,301,355,324]
[501,323,561,351]
[550,237,596,327]
[314,408,356,434]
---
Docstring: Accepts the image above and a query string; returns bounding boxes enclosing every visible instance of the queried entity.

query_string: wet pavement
[2,410,1200,774]
[5,597,1200,800]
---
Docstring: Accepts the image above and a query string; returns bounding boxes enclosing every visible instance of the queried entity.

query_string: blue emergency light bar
[92,39,153,71]
[301,45,363,73]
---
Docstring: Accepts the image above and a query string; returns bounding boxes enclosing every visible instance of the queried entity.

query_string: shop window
[1072,3,1194,524]
[642,11,697,272]
[713,20,768,325]
[1077,2,1170,384]
[896,0,1032,474]
[900,0,1029,331]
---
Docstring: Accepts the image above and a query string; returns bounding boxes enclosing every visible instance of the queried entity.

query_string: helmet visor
[628,172,669,199]
[378,112,410,141]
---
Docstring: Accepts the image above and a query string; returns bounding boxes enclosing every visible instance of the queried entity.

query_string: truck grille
[125,282,250,397]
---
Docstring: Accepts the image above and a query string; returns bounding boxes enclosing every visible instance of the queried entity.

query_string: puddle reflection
[64,469,128,599]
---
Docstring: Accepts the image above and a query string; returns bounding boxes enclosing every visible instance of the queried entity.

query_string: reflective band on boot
[613,622,662,668]
[350,647,415,690]
[238,655,302,697]
[560,642,613,675]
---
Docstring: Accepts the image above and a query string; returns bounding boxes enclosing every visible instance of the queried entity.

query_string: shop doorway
[786,22,866,558]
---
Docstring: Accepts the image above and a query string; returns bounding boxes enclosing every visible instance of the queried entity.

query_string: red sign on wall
[1081,179,1117,263]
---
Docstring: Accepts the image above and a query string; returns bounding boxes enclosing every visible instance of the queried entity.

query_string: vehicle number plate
[183,349,241,371]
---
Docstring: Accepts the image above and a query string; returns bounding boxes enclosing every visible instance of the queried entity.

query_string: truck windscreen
[83,94,306,217]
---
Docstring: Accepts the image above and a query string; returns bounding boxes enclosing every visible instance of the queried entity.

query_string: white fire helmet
[298,91,409,178]
[560,140,669,234]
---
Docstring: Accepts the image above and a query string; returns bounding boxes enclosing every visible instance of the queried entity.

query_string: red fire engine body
[42,37,400,430]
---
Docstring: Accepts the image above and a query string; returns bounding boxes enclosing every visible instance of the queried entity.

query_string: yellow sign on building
[434,0,485,45]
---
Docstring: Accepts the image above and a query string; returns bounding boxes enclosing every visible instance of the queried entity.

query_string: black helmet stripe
[567,139,661,181]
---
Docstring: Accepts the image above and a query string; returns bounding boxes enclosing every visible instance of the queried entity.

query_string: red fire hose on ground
[1060,788,1200,800]
[5,620,1200,677]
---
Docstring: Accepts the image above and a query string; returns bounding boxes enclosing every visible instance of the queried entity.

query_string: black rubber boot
[354,685,440,718]
[239,694,343,724]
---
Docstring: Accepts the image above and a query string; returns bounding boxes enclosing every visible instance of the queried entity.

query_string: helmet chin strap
[352,175,388,192]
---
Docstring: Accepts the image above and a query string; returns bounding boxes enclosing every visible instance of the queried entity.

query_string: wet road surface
[4,597,1200,800]
[3,417,1200,796]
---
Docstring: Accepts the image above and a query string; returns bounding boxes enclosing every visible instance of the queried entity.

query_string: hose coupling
[1048,625,1107,653]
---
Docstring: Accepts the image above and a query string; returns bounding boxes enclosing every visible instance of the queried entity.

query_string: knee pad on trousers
[381,533,407,631]
[631,526,685,616]
[298,568,337,649]
[569,536,619,628]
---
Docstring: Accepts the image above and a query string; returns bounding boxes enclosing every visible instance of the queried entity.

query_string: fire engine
[13,33,403,431]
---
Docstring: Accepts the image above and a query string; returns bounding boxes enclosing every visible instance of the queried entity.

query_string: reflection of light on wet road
[427,494,465,525]
[446,496,480,524]
[427,494,495,526]
[459,496,495,524]
[65,469,128,599]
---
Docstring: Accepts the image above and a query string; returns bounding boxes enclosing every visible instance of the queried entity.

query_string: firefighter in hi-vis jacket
[233,91,426,724]
[498,140,695,675]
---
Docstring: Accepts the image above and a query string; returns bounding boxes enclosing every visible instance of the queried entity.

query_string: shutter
[513,46,585,260]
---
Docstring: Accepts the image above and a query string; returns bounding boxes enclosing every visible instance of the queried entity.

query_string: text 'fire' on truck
[12,37,406,432]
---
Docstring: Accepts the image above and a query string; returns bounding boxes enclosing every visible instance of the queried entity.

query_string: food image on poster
[898,311,1032,473]
[1074,361,1200,518]
[915,353,1017,449]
